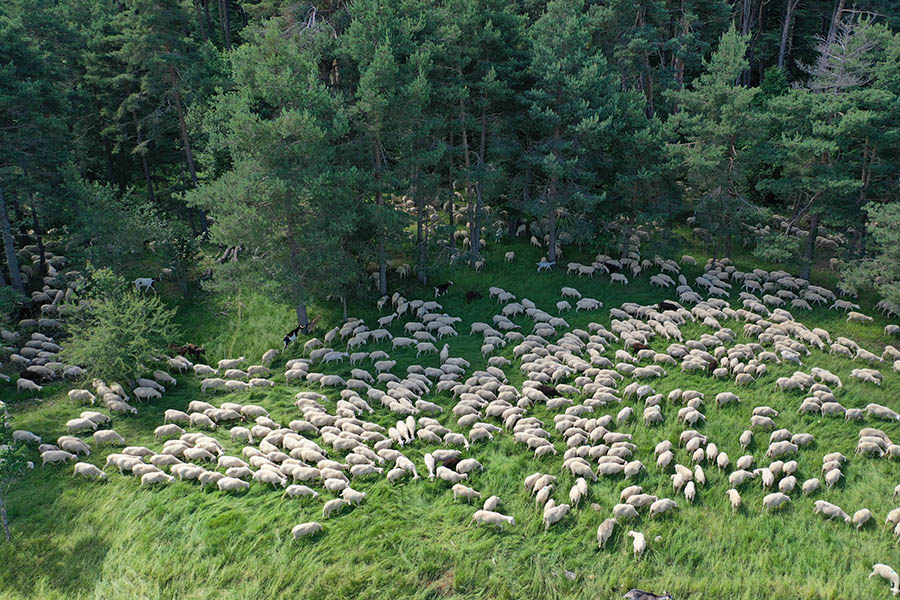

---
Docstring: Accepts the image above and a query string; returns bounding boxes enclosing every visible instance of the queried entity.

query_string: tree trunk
[193,0,208,41]
[0,184,24,294]
[459,98,474,256]
[825,0,846,48]
[374,140,387,297]
[741,0,753,85]
[778,0,800,68]
[170,66,199,189]
[471,107,487,259]
[341,296,347,322]
[415,185,425,284]
[296,302,308,327]
[132,111,155,204]
[202,0,212,37]
[31,208,46,279]
[169,65,208,236]
[221,0,232,50]
[0,496,9,542]
[547,126,560,263]
[801,213,819,280]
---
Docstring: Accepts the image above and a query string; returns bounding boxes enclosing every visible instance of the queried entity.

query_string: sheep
[847,311,873,323]
[154,424,184,440]
[611,273,629,285]
[93,430,126,446]
[16,378,42,394]
[504,251,515,262]
[470,510,515,527]
[12,430,41,444]
[812,500,850,523]
[217,477,250,492]
[141,472,174,486]
[73,462,106,481]
[291,522,323,539]
[649,498,678,518]
[323,498,349,519]
[853,508,873,529]
[68,389,96,405]
[41,450,77,466]
[542,502,571,529]
[763,492,791,511]
[627,530,647,557]
[869,564,900,596]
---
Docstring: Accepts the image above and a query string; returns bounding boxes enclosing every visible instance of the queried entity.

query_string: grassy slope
[1,238,899,600]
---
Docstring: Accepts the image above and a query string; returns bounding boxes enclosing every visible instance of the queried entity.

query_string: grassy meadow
[1,237,899,600]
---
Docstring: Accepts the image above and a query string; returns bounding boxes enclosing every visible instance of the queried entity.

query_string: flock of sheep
[6,242,900,596]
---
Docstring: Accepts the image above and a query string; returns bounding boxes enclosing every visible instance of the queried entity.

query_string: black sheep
[465,290,483,303]
[658,300,679,312]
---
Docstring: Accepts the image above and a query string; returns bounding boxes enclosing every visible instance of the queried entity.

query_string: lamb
[73,462,106,481]
[504,252,515,262]
[813,500,851,523]
[291,522,323,539]
[536,260,555,272]
[469,510,515,527]
[869,563,900,596]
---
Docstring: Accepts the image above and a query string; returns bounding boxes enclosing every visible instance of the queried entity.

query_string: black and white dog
[623,590,672,600]
[434,281,454,298]
[282,316,320,349]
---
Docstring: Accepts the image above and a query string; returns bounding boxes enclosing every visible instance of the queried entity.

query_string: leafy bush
[60,268,178,383]
[0,404,28,542]
[753,232,802,264]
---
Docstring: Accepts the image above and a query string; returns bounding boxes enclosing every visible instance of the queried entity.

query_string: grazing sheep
[853,509,873,529]
[763,492,791,512]
[291,522,323,539]
[323,498,349,518]
[869,564,900,596]
[141,472,174,486]
[42,450,76,466]
[93,429,126,446]
[16,378,42,394]
[68,389,96,405]
[217,477,250,492]
[73,461,107,481]
[813,500,850,523]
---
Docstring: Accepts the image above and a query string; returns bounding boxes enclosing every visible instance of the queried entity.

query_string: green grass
[2,238,900,600]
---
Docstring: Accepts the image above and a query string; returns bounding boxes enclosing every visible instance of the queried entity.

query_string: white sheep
[93,429,126,446]
[73,462,106,481]
[469,510,515,527]
[141,472,175,486]
[16,378,42,394]
[68,389,96,405]
[291,522,323,539]
[504,252,515,262]
[627,530,646,557]
[217,476,250,492]
[41,450,76,466]
[869,563,900,596]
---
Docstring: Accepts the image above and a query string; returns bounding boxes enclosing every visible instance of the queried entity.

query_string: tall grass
[1,239,899,600]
